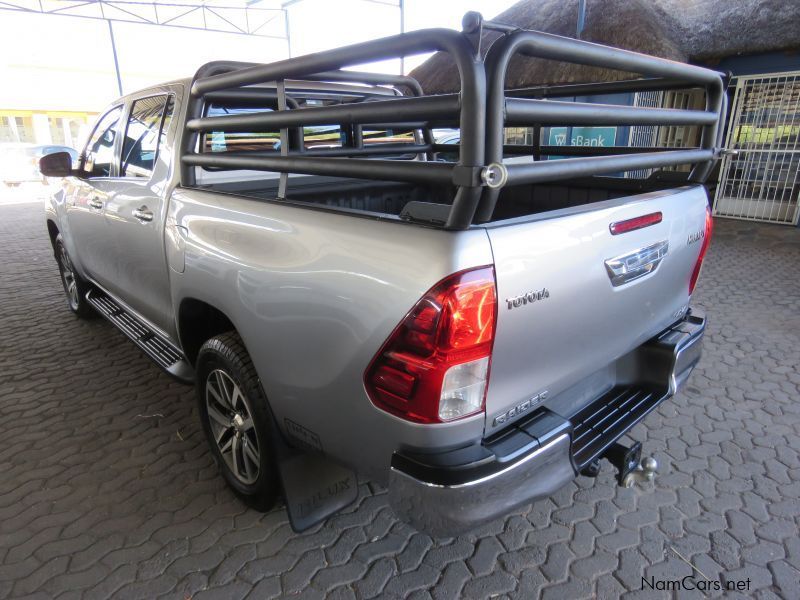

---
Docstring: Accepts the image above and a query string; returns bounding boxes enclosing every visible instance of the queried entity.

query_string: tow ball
[583,441,658,487]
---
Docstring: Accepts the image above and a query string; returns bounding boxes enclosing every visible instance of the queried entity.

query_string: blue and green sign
[548,126,617,147]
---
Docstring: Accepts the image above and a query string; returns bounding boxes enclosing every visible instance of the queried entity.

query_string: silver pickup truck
[41,13,724,536]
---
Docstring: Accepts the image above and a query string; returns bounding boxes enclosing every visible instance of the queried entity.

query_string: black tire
[54,234,95,319]
[196,331,279,511]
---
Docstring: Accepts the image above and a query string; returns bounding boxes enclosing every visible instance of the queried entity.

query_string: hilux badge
[687,229,704,245]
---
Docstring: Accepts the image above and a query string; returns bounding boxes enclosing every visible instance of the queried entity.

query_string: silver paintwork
[388,433,574,537]
[483,186,709,435]
[388,322,702,536]
[45,82,709,493]
[168,186,492,480]
[669,326,705,394]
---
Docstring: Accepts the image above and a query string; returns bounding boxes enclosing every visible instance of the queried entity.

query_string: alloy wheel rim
[205,369,261,485]
[59,245,79,309]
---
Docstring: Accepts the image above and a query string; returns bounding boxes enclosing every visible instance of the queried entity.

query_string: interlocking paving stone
[1,203,799,598]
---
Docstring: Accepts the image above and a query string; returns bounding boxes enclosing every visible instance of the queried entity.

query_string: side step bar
[86,289,194,383]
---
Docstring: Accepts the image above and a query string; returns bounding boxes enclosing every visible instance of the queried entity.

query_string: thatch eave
[410,0,800,94]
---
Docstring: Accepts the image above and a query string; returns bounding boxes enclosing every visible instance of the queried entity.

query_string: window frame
[80,105,124,179]
[118,92,175,181]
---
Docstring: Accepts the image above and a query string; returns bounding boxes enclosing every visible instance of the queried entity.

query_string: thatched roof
[410,0,800,94]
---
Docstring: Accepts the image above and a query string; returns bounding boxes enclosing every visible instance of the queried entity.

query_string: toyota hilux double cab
[41,13,724,535]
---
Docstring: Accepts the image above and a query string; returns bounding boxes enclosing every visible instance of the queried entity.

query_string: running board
[86,289,194,383]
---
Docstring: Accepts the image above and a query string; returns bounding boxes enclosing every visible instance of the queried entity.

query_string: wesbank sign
[548,126,617,147]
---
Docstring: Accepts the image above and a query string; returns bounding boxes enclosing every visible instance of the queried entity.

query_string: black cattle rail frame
[180,11,727,230]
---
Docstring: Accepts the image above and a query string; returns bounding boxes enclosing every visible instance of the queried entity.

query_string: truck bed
[197,175,672,224]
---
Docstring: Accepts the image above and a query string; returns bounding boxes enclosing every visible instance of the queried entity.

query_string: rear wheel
[54,234,95,318]
[196,332,279,511]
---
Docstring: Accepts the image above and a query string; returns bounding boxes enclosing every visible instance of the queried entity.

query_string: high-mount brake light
[365,266,497,424]
[689,207,713,294]
[609,212,663,235]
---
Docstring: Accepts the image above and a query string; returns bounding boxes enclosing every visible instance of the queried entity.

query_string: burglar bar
[288,144,432,157]
[474,27,726,222]
[182,27,485,229]
[182,153,455,185]
[188,28,484,172]
[508,77,703,99]
[504,98,719,127]
[197,144,433,162]
[504,150,715,186]
[181,14,725,229]
[488,145,690,157]
[186,94,460,132]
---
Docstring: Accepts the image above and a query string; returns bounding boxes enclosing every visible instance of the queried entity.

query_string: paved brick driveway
[1,201,799,599]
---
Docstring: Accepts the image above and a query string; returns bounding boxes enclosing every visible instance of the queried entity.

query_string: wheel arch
[46,219,60,251]
[177,297,238,366]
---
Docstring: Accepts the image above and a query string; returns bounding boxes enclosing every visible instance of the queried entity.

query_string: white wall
[0,0,517,113]
[0,11,289,113]
[285,0,520,74]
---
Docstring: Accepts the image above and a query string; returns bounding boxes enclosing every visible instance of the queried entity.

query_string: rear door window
[205,104,281,152]
[120,95,174,178]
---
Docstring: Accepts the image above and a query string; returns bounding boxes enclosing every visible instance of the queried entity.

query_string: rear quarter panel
[167,189,493,481]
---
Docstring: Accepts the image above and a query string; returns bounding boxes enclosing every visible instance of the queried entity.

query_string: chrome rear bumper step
[86,289,194,382]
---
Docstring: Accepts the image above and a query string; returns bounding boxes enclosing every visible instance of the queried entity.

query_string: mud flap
[277,450,358,532]
[266,415,358,532]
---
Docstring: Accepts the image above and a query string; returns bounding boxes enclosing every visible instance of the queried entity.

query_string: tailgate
[483,185,709,434]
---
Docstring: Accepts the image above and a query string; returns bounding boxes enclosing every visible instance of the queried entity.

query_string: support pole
[108,20,123,96]
[577,0,586,39]
[277,79,289,198]
[399,0,405,74]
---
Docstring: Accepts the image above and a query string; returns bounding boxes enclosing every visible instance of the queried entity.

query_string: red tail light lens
[365,266,497,424]
[689,207,713,294]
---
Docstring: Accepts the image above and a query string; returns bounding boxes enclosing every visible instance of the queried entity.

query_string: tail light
[365,266,497,424]
[689,207,713,295]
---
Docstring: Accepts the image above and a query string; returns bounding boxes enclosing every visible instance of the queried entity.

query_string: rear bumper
[388,310,706,536]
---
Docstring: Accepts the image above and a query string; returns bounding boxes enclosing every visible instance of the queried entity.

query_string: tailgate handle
[605,240,669,287]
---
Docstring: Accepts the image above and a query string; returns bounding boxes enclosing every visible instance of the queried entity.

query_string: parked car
[433,129,460,162]
[1,143,78,186]
[42,14,723,536]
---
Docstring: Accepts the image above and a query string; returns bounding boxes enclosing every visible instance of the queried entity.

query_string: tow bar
[581,441,659,487]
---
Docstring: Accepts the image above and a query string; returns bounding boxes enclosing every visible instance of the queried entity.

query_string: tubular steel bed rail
[181,11,726,229]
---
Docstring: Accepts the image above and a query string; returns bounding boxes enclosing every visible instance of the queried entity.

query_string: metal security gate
[714,72,800,225]
[627,89,705,179]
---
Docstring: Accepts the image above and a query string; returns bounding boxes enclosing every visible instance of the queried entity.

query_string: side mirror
[39,152,73,178]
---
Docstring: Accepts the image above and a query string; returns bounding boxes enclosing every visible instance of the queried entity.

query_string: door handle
[133,206,154,223]
[88,197,103,209]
